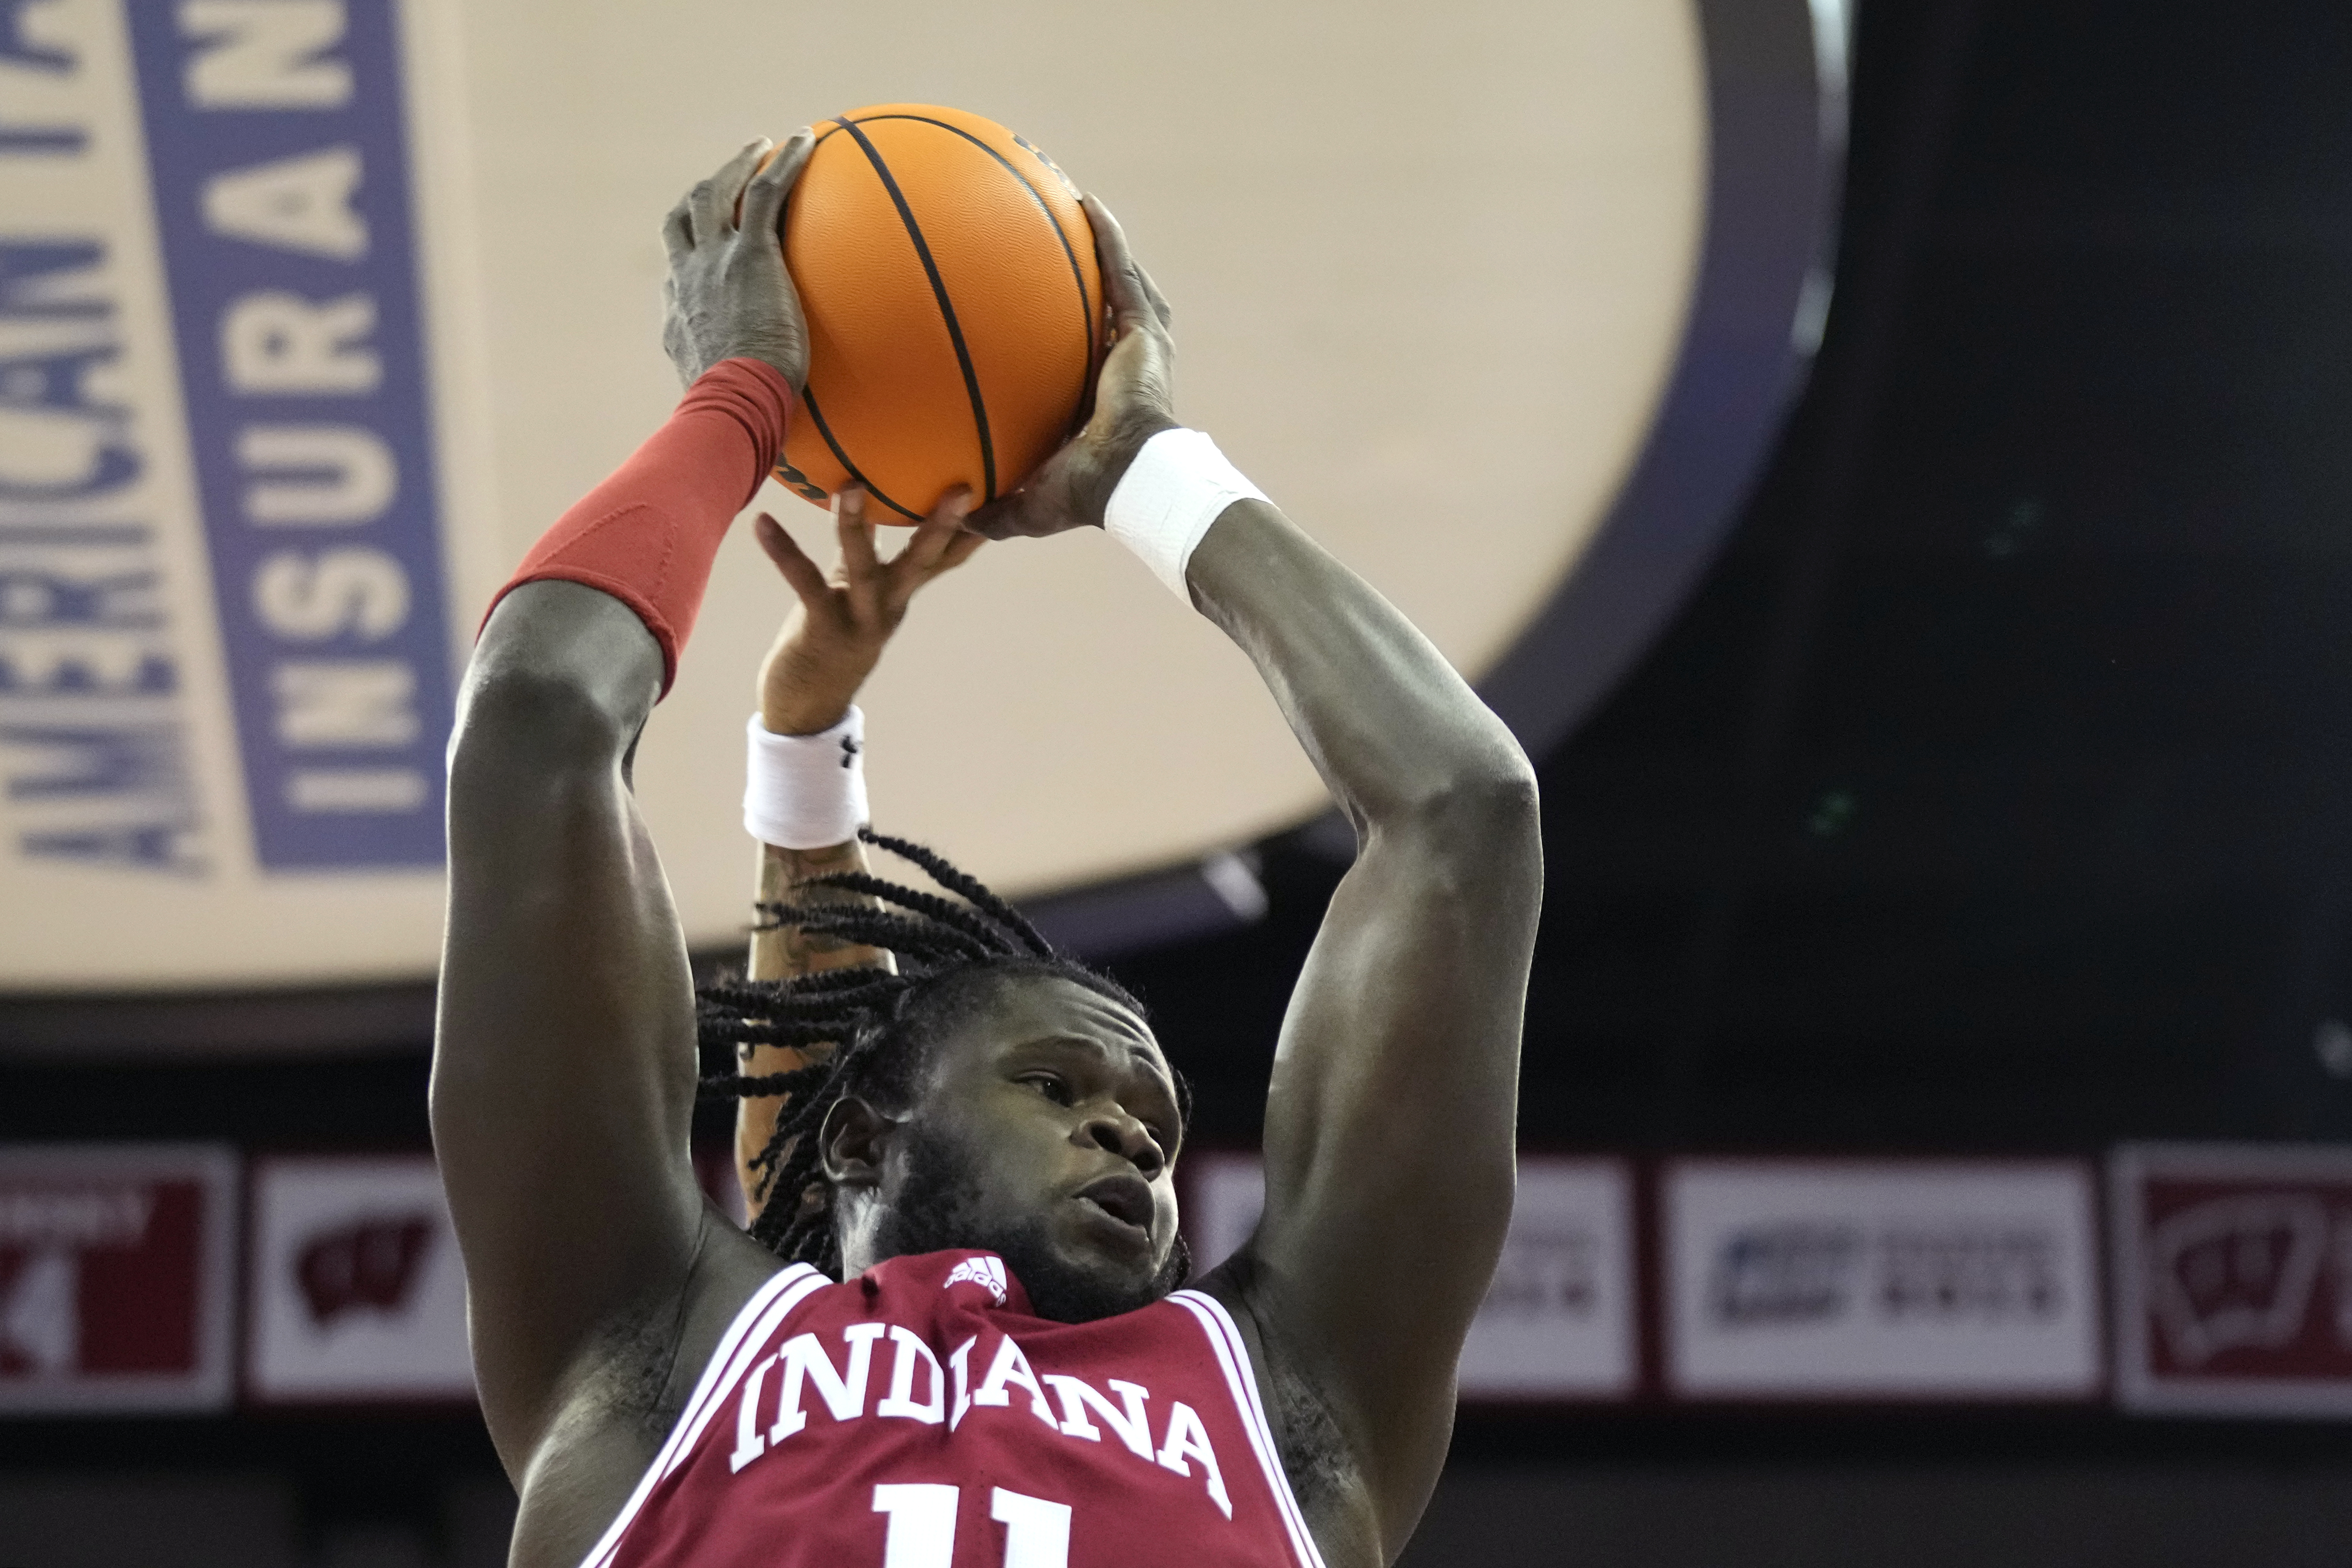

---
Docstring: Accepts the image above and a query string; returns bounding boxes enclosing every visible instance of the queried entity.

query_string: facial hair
[870,1120,1189,1323]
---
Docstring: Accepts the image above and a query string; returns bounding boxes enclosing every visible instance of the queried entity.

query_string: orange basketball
[765,105,1102,522]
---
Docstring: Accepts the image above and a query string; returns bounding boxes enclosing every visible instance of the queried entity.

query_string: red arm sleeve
[482,356,793,696]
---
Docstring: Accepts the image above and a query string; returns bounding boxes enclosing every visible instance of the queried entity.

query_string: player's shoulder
[599,1215,789,1417]
[508,1218,797,1568]
[1186,1253,1369,1556]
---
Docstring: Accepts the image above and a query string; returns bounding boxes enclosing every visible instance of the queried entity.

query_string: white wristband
[1103,428,1268,600]
[743,707,868,849]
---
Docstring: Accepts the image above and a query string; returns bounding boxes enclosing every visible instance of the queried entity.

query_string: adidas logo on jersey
[942,1254,1009,1305]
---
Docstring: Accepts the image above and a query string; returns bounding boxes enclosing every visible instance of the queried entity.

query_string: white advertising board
[1664,1159,2102,1400]
[1186,1153,1637,1399]
[0,1142,238,1413]
[246,1152,472,1403]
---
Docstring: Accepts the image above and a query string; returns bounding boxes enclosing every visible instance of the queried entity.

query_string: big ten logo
[1477,1220,1599,1322]
[0,1185,157,1375]
[1876,1226,2062,1322]
[2147,1191,2343,1365]
[295,1212,434,1329]
[1709,1222,1860,1328]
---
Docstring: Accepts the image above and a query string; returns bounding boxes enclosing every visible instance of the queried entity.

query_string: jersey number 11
[874,1482,1070,1568]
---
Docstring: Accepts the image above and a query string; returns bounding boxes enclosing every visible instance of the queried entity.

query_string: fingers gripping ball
[758,106,1103,522]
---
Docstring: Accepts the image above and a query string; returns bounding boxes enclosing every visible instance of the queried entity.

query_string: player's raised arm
[733,490,982,1219]
[969,199,1542,1560]
[431,135,815,1479]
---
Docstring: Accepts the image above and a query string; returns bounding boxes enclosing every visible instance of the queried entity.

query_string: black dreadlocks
[697,828,1180,1281]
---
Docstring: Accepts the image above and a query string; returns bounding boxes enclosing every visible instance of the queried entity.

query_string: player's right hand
[661,132,816,390]
[964,195,1181,540]
[751,486,984,735]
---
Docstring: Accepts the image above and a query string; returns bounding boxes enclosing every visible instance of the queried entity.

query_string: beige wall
[0,0,1703,986]
[462,0,1708,950]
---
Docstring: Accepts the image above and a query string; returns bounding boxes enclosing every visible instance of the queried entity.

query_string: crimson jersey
[582,1250,1327,1568]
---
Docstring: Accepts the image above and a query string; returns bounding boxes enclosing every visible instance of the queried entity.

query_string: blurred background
[10,0,2352,1564]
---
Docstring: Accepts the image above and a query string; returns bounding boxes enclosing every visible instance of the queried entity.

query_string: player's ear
[818,1095,897,1188]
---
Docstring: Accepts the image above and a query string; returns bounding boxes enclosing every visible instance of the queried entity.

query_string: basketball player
[434,134,1541,1568]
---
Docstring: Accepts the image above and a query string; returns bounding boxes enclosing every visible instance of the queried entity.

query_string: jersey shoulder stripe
[1168,1290,1328,1568]
[579,1262,826,1568]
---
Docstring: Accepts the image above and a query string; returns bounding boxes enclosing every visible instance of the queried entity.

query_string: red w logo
[296,1214,435,1327]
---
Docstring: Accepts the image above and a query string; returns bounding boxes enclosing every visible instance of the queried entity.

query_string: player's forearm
[475,358,791,701]
[735,835,892,1218]
[747,838,886,978]
[452,357,793,811]
[1185,499,1537,838]
[738,712,892,989]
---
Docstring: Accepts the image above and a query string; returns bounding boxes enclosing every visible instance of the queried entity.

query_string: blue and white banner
[0,0,470,985]
[122,0,450,867]
[0,0,1732,993]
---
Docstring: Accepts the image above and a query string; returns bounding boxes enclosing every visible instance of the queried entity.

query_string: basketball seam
[801,388,923,520]
[829,116,998,502]
[839,114,1095,424]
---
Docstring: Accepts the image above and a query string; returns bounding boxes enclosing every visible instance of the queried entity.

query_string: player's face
[882,974,1186,1322]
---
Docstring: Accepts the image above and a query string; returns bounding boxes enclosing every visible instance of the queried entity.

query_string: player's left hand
[964,195,1180,540]
[753,486,984,734]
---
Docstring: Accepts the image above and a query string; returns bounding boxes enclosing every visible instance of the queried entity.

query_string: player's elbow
[1394,744,1541,853]
[449,581,662,786]
[446,657,636,805]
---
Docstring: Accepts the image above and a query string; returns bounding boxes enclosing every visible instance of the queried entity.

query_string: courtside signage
[246,1153,473,1402]
[1186,1153,1638,1399]
[1663,1159,2102,1400]
[0,1143,239,1414]
[2111,1143,2352,1418]
[0,0,457,976]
